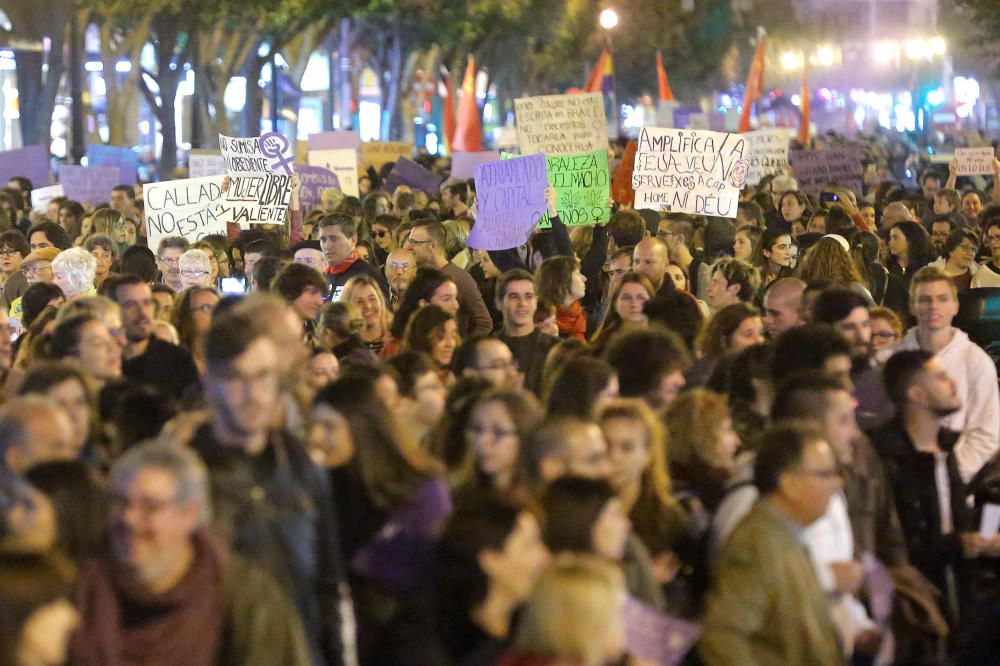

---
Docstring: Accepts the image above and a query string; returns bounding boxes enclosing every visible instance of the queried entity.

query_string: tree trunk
[8,2,71,148]
[243,58,266,136]
[338,18,352,130]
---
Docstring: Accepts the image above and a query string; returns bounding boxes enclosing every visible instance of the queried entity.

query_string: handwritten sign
[217,133,294,224]
[788,148,864,195]
[0,145,50,189]
[544,149,610,227]
[744,128,791,185]
[623,596,701,666]
[359,141,413,173]
[632,127,747,218]
[452,151,500,179]
[514,93,607,156]
[955,147,995,176]
[144,175,227,249]
[468,153,547,251]
[30,184,65,215]
[60,166,121,205]
[86,144,138,185]
[384,157,444,197]
[308,131,361,151]
[189,150,228,178]
[308,149,359,198]
[296,165,341,215]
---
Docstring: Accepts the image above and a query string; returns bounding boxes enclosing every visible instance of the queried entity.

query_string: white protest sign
[143,175,227,250]
[217,133,294,225]
[631,127,748,218]
[981,503,1000,539]
[514,92,607,156]
[955,147,995,176]
[189,151,228,178]
[308,149,359,198]
[743,128,791,186]
[30,184,64,215]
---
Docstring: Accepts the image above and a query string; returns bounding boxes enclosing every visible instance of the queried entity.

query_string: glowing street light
[929,37,947,56]
[599,8,619,30]
[815,45,836,67]
[874,41,897,64]
[781,51,801,71]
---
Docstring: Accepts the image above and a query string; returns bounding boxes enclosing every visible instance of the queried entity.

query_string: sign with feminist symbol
[217,132,295,224]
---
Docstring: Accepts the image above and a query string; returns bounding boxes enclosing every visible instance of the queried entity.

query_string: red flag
[613,140,638,205]
[440,66,456,151]
[584,47,613,94]
[452,56,482,152]
[797,62,810,146]
[738,30,767,133]
[656,51,675,102]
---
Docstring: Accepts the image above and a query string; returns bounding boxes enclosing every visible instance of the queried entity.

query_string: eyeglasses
[957,244,978,253]
[656,231,676,240]
[406,237,434,246]
[296,258,326,267]
[477,359,517,372]
[0,247,20,256]
[465,425,518,440]
[180,270,208,278]
[109,492,176,519]
[871,331,898,340]
[387,262,413,271]
[192,304,216,314]
[987,234,1000,243]
[21,264,51,276]
[158,256,181,266]
[374,230,390,238]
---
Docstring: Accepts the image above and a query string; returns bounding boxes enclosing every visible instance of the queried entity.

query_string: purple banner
[623,596,702,666]
[86,144,138,185]
[468,153,547,251]
[296,165,341,215]
[60,166,121,205]
[0,145,50,190]
[452,151,500,180]
[384,157,444,197]
[308,131,361,151]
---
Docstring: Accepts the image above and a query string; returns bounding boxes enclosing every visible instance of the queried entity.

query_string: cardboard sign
[468,153,547,251]
[30,184,65,215]
[544,149,611,227]
[86,144,138,185]
[308,149,359,198]
[955,147,995,176]
[0,145,50,189]
[788,148,864,195]
[452,151,500,180]
[623,596,701,666]
[514,93,607,156]
[359,141,413,172]
[189,150,228,178]
[60,165,121,205]
[308,131,361,151]
[296,165,341,215]
[743,128,791,185]
[217,133,294,225]
[384,157,444,197]
[144,175,227,249]
[632,127,748,218]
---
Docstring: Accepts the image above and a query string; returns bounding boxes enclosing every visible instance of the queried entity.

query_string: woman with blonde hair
[343,274,394,357]
[499,554,627,666]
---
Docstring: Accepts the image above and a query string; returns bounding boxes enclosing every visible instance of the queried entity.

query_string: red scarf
[556,301,586,341]
[325,250,359,275]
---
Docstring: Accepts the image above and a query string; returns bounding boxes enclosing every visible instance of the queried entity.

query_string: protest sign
[788,148,863,195]
[514,93,607,156]
[0,145,50,189]
[217,133,294,224]
[954,147,995,176]
[623,596,701,666]
[543,149,611,227]
[60,166,121,204]
[308,131,361,151]
[468,153,547,251]
[743,128,791,185]
[144,175,227,250]
[452,151,500,179]
[86,144,138,185]
[30,184,65,215]
[631,127,748,218]
[359,141,413,172]
[385,157,444,197]
[308,149,359,197]
[189,150,227,178]
[296,165,341,215]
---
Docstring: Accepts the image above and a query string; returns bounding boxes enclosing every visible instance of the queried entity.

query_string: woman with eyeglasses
[191,240,224,288]
[177,249,213,291]
[972,219,1000,287]
[171,286,220,375]
[929,228,980,292]
[869,306,903,352]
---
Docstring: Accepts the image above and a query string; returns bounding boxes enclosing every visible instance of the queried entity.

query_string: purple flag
[468,153,547,251]
[296,165,341,215]
[623,596,702,666]
[0,145,50,189]
[384,157,444,197]
[452,151,500,179]
[308,131,361,151]
[60,166,121,205]
[86,144,138,185]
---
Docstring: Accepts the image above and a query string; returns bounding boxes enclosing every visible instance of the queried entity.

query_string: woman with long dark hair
[887,220,937,285]
[390,266,459,340]
[751,227,795,288]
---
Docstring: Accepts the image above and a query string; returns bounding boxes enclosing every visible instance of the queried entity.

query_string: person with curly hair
[796,236,872,301]
[887,220,937,285]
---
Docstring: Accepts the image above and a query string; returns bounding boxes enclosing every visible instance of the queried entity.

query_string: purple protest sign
[0,145,50,189]
[60,166,121,205]
[468,153,547,251]
[296,165,341,215]
[308,131,362,151]
[452,151,500,179]
[384,157,444,197]
[86,144,138,185]
[623,596,702,666]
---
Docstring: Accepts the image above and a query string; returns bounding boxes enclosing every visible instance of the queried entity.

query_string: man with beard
[812,287,893,430]
[72,442,311,664]
[179,306,347,665]
[870,351,999,630]
[384,247,416,312]
[105,274,200,400]
[496,269,558,395]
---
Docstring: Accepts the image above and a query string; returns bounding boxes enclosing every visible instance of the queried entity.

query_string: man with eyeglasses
[8,247,59,329]
[105,274,200,400]
[72,442,312,664]
[291,239,325,271]
[0,229,29,305]
[453,334,522,391]
[384,248,416,312]
[656,213,696,273]
[156,236,190,293]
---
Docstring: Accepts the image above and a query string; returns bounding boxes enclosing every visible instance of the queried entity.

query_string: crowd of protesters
[2,127,1000,666]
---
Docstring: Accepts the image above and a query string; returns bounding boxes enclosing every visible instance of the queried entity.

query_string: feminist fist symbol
[259,132,295,175]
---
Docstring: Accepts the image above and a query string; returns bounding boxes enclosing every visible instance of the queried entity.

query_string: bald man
[0,396,75,473]
[879,201,915,231]
[632,237,674,296]
[762,278,807,338]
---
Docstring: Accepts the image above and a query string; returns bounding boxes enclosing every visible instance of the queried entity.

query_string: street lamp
[599,8,619,30]
[598,7,619,137]
[781,51,801,72]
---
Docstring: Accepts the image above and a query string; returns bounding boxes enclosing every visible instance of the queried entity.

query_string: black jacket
[500,329,558,396]
[122,337,201,401]
[326,258,389,302]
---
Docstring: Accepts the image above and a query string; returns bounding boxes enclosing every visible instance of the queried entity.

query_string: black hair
[26,221,71,250]
[810,287,870,326]
[603,325,691,399]
[754,421,825,494]
[542,476,618,554]
[882,349,934,408]
[770,323,851,385]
